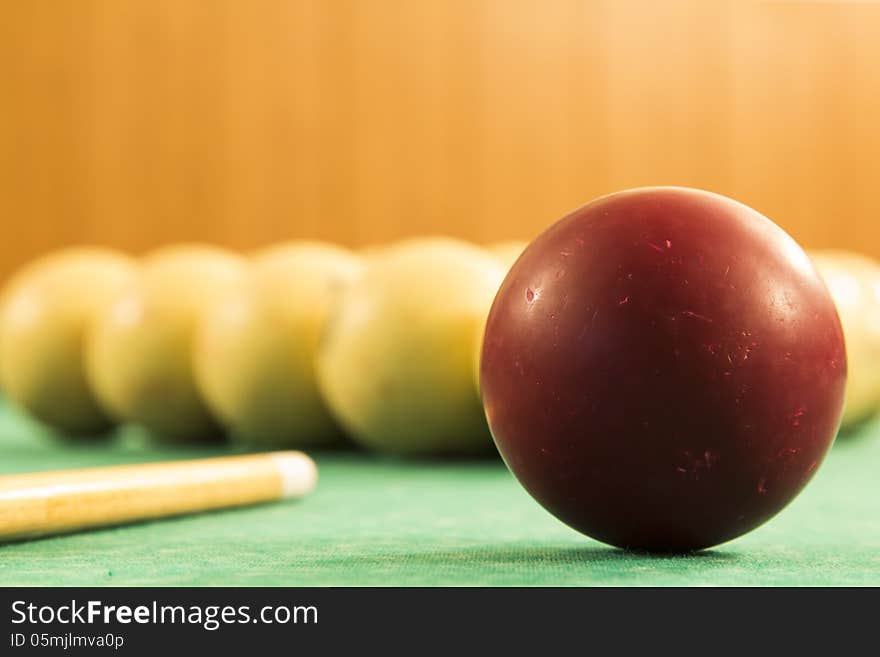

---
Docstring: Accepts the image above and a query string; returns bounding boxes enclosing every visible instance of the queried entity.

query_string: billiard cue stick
[0,451,317,542]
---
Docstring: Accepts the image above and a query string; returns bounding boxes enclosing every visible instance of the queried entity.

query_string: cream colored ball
[811,250,880,428]
[194,241,363,447]
[0,248,137,434]
[316,238,505,455]
[86,245,246,441]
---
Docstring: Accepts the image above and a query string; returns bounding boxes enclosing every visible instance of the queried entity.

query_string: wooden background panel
[0,0,879,282]
[728,1,880,252]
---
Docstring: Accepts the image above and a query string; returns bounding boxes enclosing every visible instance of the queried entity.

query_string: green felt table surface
[0,400,878,587]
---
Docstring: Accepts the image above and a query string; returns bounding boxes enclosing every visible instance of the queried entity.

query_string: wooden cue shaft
[0,451,317,542]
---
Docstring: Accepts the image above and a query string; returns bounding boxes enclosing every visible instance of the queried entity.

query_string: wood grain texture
[1,0,878,281]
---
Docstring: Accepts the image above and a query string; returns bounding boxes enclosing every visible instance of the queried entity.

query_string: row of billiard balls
[1,220,879,461]
[0,238,524,454]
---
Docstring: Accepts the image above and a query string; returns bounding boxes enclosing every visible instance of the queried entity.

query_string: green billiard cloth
[0,401,878,586]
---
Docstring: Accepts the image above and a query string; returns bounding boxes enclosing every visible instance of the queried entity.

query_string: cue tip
[271,451,318,499]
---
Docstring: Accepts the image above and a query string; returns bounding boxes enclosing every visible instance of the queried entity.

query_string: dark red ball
[481,187,846,551]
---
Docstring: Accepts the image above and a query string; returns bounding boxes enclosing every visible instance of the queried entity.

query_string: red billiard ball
[480,187,846,552]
